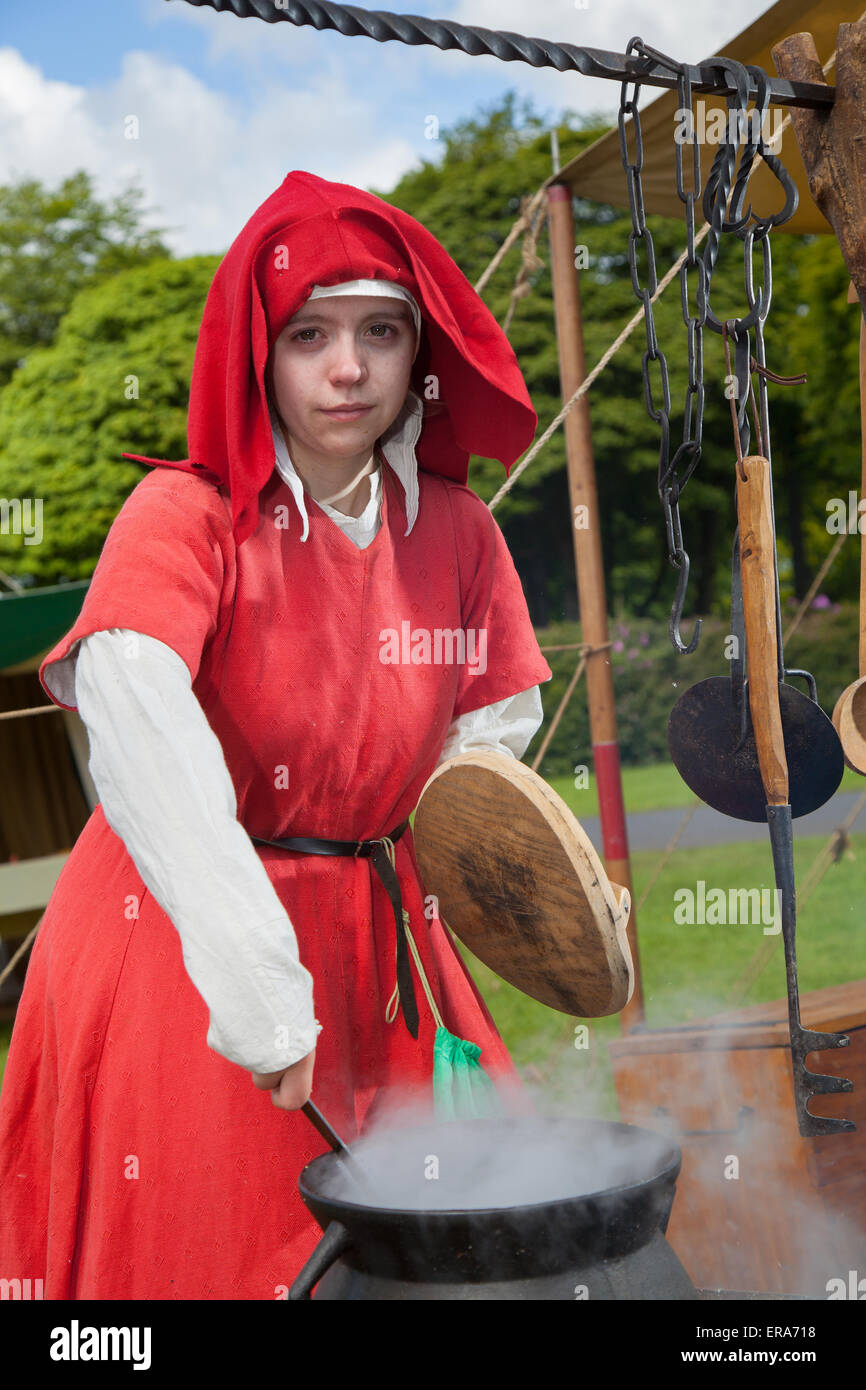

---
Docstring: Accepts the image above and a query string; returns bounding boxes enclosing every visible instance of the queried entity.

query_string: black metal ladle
[668,509,843,821]
[301,1101,378,1200]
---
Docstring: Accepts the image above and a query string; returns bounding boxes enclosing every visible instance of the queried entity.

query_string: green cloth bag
[432,1025,502,1121]
[391,882,504,1123]
[389,884,505,1123]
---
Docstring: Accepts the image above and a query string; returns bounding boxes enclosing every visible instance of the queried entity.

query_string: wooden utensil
[412,750,633,1017]
[832,281,866,773]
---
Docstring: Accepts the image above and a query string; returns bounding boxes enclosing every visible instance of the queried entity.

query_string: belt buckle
[356,834,388,859]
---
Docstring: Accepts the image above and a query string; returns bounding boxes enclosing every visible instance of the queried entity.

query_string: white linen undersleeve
[72,629,543,1075]
[74,630,321,1076]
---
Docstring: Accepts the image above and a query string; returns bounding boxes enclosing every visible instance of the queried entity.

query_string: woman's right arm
[73,627,320,1080]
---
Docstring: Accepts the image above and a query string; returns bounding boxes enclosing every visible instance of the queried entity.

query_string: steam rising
[317,1106,676,1211]
[303,980,866,1295]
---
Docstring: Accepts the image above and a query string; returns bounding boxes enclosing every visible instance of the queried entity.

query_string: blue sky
[2,0,770,256]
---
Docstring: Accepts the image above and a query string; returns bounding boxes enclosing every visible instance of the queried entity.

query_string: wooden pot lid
[413,750,634,1017]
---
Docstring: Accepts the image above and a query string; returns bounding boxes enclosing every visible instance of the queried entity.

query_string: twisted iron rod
[171,0,834,108]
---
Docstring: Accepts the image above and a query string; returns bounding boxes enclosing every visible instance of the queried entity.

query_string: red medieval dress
[0,170,553,1300]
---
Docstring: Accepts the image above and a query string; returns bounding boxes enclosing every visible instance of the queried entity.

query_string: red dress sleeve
[444,481,552,720]
[39,469,235,710]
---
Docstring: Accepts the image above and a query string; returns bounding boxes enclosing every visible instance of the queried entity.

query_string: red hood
[121,169,537,546]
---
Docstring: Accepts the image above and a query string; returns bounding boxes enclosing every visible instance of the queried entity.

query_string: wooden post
[546,182,645,1029]
[775,28,866,767]
[772,24,866,311]
[854,282,866,684]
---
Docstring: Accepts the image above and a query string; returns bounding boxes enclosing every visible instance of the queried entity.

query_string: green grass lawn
[5,827,863,1124]
[549,760,866,818]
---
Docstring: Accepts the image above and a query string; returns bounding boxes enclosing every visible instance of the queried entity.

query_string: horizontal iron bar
[174,0,836,109]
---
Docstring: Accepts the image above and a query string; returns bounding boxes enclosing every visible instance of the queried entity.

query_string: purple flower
[617,623,630,639]
[627,648,639,660]
[639,632,650,647]
[612,639,624,653]
[811,594,831,610]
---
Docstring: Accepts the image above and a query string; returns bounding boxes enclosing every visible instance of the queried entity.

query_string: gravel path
[578,791,866,855]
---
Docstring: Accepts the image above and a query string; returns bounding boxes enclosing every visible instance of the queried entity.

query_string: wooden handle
[736,455,788,806]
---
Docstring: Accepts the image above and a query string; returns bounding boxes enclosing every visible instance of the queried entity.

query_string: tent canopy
[0,581,89,674]
[553,0,865,235]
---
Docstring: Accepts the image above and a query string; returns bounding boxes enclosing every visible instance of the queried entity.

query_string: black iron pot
[289,1117,697,1300]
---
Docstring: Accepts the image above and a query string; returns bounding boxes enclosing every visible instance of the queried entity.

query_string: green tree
[0,255,218,582]
[0,170,172,389]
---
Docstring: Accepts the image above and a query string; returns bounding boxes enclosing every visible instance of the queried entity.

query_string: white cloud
[0,46,417,257]
[0,0,783,263]
[401,0,779,113]
[0,48,104,187]
[447,0,768,57]
[140,0,323,70]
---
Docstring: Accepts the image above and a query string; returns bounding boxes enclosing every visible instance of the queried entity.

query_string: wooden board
[609,982,866,1295]
[413,750,634,1016]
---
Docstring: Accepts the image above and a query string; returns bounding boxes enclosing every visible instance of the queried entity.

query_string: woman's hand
[251,1047,316,1110]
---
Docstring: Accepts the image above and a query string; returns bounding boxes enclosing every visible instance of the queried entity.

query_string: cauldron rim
[298,1114,682,1220]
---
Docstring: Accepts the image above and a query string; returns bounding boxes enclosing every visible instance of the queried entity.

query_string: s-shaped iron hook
[669,548,702,655]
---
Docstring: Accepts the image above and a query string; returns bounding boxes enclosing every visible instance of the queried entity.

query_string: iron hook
[744,66,799,231]
[669,548,702,655]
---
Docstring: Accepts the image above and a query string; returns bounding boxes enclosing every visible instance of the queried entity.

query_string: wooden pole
[772,24,866,311]
[775,26,866,770]
[856,285,866,681]
[546,182,645,1029]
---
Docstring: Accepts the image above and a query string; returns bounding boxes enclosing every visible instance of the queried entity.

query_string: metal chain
[619,38,705,653]
[709,60,799,684]
[618,40,798,654]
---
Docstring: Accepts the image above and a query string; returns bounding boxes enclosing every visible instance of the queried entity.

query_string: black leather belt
[249,819,418,1038]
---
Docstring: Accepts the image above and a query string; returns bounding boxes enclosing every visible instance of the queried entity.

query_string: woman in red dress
[0,170,551,1299]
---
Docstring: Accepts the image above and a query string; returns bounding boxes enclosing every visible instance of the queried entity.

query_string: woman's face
[268,294,416,474]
